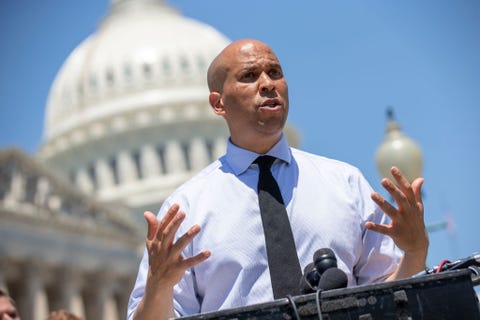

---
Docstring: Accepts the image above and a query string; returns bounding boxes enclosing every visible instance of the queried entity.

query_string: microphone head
[300,262,320,294]
[305,263,321,286]
[313,248,337,274]
[317,267,348,291]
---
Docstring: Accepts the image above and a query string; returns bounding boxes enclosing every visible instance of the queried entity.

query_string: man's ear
[209,92,225,115]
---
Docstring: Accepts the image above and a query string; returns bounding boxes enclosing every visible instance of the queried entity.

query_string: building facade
[0,148,140,319]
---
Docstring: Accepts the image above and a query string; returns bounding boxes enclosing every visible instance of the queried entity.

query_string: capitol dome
[38,0,231,218]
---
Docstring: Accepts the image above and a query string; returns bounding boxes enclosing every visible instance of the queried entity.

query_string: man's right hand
[134,204,210,320]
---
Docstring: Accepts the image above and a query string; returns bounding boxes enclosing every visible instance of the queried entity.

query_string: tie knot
[255,155,276,172]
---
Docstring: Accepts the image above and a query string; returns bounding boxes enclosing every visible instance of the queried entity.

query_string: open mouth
[261,99,281,109]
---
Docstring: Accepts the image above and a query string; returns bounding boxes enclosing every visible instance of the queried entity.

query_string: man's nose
[259,73,275,92]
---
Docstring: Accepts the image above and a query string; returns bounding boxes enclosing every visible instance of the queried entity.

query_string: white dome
[38,0,231,217]
[42,0,230,142]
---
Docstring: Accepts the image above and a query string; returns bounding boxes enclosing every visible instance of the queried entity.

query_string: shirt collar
[225,134,292,175]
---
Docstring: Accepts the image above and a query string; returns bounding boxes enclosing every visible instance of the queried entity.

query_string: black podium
[179,269,480,319]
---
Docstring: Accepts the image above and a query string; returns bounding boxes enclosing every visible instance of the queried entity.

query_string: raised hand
[134,204,210,319]
[144,204,211,287]
[366,166,429,278]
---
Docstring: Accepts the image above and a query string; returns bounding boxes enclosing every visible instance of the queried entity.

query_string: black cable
[286,294,301,320]
[315,289,324,320]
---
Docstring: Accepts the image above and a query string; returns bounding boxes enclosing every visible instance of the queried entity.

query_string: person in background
[0,289,21,320]
[128,39,429,320]
[47,310,81,320]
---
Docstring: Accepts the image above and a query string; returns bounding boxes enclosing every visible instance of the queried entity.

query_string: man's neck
[230,133,283,154]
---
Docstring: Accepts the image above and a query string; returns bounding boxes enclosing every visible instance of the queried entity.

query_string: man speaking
[127,39,429,320]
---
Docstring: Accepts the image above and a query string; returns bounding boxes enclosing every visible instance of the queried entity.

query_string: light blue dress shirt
[127,134,401,319]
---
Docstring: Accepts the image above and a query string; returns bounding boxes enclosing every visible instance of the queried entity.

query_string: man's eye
[269,69,282,78]
[242,72,255,80]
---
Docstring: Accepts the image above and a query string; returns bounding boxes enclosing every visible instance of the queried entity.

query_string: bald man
[127,39,428,320]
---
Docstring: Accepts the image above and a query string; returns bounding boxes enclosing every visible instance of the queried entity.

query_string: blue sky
[1,0,479,276]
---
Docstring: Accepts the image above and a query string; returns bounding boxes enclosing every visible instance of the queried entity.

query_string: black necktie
[255,155,302,299]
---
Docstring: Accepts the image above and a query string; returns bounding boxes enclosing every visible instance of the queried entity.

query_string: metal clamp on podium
[179,269,480,320]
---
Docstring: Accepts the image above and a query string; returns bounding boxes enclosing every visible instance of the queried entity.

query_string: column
[3,170,25,206]
[212,137,227,159]
[114,285,131,320]
[49,268,85,319]
[22,263,49,320]
[70,291,86,319]
[104,295,119,320]
[0,262,7,293]
[140,144,161,177]
[164,140,186,174]
[189,138,209,172]
[117,151,137,184]
[95,158,115,189]
[75,167,94,193]
[83,273,118,320]
[34,177,50,207]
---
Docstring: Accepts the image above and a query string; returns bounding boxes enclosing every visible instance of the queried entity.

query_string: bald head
[207,39,278,93]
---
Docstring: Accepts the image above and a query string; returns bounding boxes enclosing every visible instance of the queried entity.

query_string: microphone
[313,248,337,275]
[300,262,320,294]
[301,248,347,293]
[317,267,348,290]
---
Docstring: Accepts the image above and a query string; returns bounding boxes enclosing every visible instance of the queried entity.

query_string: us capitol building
[0,0,298,319]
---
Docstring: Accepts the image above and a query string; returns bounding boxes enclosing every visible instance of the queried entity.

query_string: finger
[144,211,158,241]
[365,221,391,236]
[180,250,211,270]
[371,192,398,220]
[390,167,415,204]
[411,177,424,206]
[381,177,409,210]
[161,210,186,246]
[172,224,202,256]
[157,204,181,241]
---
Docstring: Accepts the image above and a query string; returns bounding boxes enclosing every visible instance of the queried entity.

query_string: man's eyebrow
[268,62,281,68]
[239,62,281,73]
[239,65,259,73]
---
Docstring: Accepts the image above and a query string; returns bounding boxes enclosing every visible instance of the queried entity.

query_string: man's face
[213,41,289,152]
[0,297,20,320]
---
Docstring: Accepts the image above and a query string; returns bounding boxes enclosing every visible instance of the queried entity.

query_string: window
[132,150,143,179]
[124,63,133,83]
[106,68,115,86]
[109,157,119,185]
[87,163,97,190]
[162,58,171,76]
[156,145,167,174]
[181,142,191,171]
[179,56,189,73]
[142,63,153,80]
[205,139,214,162]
